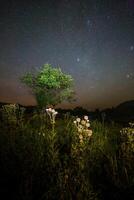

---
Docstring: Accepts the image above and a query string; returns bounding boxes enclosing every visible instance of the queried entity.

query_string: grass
[0,104,134,200]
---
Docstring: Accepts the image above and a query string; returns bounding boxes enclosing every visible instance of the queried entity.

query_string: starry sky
[0,0,134,110]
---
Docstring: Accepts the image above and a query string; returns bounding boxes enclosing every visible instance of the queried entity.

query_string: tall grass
[0,104,134,200]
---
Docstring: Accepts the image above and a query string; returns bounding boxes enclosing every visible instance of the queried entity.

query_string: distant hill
[116,100,134,110]
[115,100,134,118]
[102,100,134,124]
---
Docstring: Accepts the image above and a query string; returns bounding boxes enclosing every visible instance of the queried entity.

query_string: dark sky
[0,0,134,110]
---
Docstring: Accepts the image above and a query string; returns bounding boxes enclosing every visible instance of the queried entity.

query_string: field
[0,104,134,200]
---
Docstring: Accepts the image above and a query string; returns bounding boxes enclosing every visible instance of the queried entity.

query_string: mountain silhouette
[116,100,134,110]
[103,100,134,124]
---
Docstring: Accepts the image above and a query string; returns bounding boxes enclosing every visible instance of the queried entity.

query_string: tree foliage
[21,64,74,108]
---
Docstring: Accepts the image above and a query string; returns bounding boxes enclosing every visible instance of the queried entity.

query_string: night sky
[0,0,134,110]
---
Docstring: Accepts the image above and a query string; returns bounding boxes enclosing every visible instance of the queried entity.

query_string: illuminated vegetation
[21,64,74,109]
[0,104,134,200]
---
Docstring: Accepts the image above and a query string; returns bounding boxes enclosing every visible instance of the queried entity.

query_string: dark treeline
[0,100,134,125]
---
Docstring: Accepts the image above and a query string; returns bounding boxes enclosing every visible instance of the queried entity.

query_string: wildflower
[86,123,90,128]
[79,134,83,143]
[80,139,83,143]
[76,118,81,123]
[46,108,51,117]
[46,107,58,124]
[81,120,86,125]
[79,134,83,140]
[74,116,93,143]
[84,116,88,120]
[79,124,83,129]
[53,111,58,115]
[87,129,93,137]
[46,108,52,112]
[78,128,82,133]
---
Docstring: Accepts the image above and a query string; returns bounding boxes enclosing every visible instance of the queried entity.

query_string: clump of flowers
[1,104,26,126]
[120,122,134,151]
[74,115,93,143]
[46,108,58,124]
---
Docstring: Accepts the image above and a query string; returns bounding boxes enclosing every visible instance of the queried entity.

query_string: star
[87,19,91,26]
[126,73,134,79]
[106,15,110,20]
[130,45,134,51]
[86,19,92,29]
[126,74,130,79]
[76,57,80,62]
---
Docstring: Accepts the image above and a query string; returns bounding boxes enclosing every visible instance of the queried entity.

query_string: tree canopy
[21,64,74,109]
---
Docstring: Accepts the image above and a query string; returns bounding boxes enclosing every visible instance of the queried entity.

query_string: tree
[21,63,74,109]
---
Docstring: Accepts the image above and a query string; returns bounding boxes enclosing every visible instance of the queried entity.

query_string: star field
[0,0,134,110]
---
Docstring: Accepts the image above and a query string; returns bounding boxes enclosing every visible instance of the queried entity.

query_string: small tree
[21,64,74,109]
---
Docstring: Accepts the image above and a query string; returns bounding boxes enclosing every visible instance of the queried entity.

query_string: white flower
[46,108,51,113]
[46,107,58,124]
[86,123,90,128]
[46,108,52,113]
[76,118,81,122]
[51,109,55,113]
[79,134,83,140]
[80,139,83,143]
[81,120,86,125]
[87,130,93,137]
[52,111,58,116]
[73,120,77,124]
[78,128,82,133]
[78,124,83,129]
[84,116,88,120]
